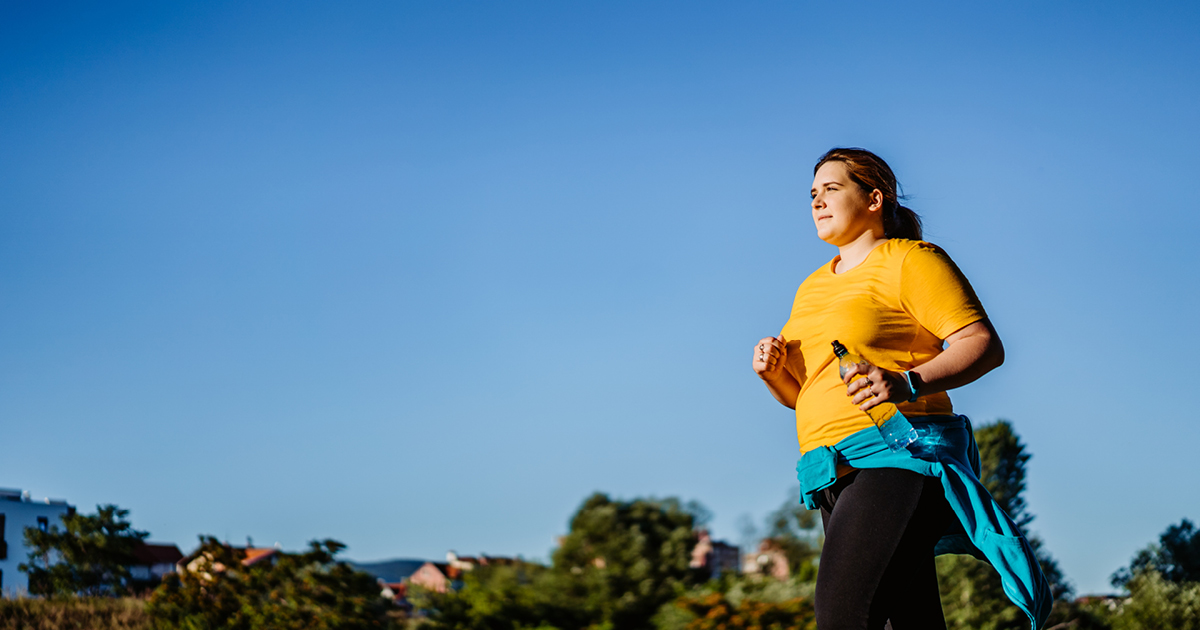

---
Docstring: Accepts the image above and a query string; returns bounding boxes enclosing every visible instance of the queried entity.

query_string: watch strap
[905,371,922,403]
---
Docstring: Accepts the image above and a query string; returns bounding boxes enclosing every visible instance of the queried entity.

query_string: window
[37,516,48,532]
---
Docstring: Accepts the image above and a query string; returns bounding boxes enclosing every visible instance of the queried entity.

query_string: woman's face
[810,160,881,246]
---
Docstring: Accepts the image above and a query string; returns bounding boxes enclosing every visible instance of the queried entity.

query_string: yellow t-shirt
[779,239,987,454]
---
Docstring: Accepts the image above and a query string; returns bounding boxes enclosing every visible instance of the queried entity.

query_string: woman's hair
[814,148,923,241]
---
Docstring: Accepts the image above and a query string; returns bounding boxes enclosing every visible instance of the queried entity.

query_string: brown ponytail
[814,148,923,241]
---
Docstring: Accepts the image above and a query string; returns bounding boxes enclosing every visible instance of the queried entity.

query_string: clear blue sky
[2,1,1198,596]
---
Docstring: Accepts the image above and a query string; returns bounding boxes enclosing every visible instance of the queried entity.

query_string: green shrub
[1111,570,1200,630]
[146,537,402,630]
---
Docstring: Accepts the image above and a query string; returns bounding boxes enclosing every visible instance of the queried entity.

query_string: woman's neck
[834,231,888,273]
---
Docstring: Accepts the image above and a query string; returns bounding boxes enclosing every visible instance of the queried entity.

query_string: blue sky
[2,1,1198,596]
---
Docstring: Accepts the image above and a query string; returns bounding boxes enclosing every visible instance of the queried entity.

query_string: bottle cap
[831,340,847,357]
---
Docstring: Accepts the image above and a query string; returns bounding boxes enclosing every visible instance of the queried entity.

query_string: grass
[0,597,151,630]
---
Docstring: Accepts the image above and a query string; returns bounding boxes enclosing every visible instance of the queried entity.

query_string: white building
[0,488,74,597]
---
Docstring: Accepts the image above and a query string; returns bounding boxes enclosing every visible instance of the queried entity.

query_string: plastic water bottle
[831,340,918,452]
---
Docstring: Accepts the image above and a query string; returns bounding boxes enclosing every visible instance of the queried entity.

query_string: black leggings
[815,468,955,630]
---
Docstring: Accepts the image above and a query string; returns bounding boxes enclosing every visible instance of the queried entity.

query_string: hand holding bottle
[841,359,912,412]
[832,340,919,452]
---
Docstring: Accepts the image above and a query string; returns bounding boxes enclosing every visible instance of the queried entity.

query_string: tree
[19,504,148,597]
[147,536,400,630]
[413,561,589,630]
[936,555,1025,630]
[1111,518,1200,588]
[936,420,1072,630]
[1109,569,1200,630]
[422,492,705,630]
[974,420,1033,530]
[551,493,704,630]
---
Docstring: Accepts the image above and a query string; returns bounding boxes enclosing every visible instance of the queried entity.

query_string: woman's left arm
[846,318,1004,411]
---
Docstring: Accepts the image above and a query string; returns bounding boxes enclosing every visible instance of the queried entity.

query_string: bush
[1110,570,1200,630]
[411,562,590,630]
[146,537,402,630]
[655,574,817,630]
[936,555,1025,630]
[666,592,815,630]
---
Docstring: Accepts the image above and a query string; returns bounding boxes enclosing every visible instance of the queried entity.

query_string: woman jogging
[752,148,1052,630]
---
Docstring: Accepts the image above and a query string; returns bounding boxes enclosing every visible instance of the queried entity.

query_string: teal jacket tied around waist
[796,415,1053,629]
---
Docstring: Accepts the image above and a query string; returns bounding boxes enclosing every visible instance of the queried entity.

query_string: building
[429,551,528,591]
[352,556,444,602]
[408,561,454,593]
[1074,594,1128,612]
[689,530,740,579]
[353,558,427,584]
[0,488,74,597]
[742,538,791,580]
[129,542,184,583]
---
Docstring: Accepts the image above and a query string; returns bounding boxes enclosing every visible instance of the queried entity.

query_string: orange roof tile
[241,548,279,566]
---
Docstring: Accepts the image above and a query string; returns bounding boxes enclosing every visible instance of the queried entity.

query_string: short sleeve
[900,243,987,340]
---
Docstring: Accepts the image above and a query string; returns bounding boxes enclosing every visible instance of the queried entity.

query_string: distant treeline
[6,421,1198,629]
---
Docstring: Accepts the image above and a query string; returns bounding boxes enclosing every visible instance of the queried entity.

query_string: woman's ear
[868,189,884,213]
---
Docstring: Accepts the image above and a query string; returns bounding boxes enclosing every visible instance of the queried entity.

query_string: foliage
[412,562,588,630]
[551,493,704,629]
[736,489,821,583]
[760,488,820,581]
[1109,569,1200,630]
[936,420,1072,629]
[721,575,815,607]
[146,536,401,630]
[0,597,150,630]
[1065,520,1200,630]
[420,493,703,630]
[670,593,815,630]
[19,504,149,597]
[974,420,1033,531]
[1031,535,1073,602]
[1041,519,1200,630]
[973,419,1070,600]
[1111,518,1200,588]
[655,574,817,630]
[936,555,1025,630]
[1040,598,1116,630]
[419,426,1095,630]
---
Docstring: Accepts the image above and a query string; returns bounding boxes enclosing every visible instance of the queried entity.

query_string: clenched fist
[752,336,788,381]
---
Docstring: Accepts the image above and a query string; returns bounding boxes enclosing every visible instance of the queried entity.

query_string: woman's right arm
[752,335,802,409]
